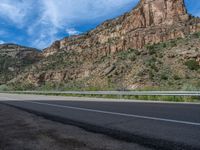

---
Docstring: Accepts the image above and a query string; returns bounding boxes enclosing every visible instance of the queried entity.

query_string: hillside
[0,44,41,85]
[2,0,200,90]
[10,32,200,91]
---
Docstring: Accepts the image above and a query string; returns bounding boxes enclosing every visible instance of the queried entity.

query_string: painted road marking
[1,95,200,126]
[25,101,200,126]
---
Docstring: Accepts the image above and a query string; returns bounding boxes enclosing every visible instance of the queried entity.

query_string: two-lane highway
[0,93,200,150]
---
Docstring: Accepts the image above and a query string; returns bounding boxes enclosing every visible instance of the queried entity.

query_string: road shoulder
[0,103,149,150]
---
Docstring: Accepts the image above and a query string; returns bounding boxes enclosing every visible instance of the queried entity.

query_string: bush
[117,49,138,61]
[185,59,199,71]
[146,45,157,55]
[146,57,158,71]
[146,42,168,55]
[170,40,177,47]
[182,84,199,91]
[128,53,136,61]
[149,71,154,79]
[161,74,168,80]
[192,32,200,38]
[173,75,181,80]
[0,85,10,91]
[146,40,179,56]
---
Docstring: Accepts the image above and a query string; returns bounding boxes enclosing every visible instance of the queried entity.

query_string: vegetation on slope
[0,44,41,86]
[6,32,200,91]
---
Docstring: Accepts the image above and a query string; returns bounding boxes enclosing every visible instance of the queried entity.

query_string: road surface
[0,93,200,150]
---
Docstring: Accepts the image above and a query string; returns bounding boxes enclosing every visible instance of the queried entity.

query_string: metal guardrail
[5,91,200,96]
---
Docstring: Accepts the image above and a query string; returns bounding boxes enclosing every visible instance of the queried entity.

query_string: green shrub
[0,85,10,91]
[146,42,168,55]
[185,59,199,70]
[149,71,154,79]
[193,32,200,38]
[173,75,181,80]
[161,74,168,80]
[170,40,177,47]
[117,49,138,61]
[182,84,199,91]
[146,57,158,71]
[146,40,179,56]
[8,82,35,91]
[146,45,157,55]
[128,53,136,61]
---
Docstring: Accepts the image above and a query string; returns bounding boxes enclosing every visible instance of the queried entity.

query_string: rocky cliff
[43,0,200,57]
[0,44,41,84]
[0,43,41,59]
[6,0,200,90]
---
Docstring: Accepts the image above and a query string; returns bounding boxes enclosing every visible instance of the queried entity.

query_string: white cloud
[39,0,138,27]
[0,0,139,48]
[0,0,34,26]
[0,3,23,24]
[66,28,81,36]
[0,40,5,44]
[0,0,200,49]
[30,26,58,49]
[27,0,138,48]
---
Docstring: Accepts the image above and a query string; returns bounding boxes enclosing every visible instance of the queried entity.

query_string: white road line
[26,101,200,126]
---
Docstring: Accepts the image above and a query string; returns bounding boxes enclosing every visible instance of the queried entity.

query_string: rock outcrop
[0,43,41,60]
[0,44,41,84]
[6,0,200,90]
[43,0,200,57]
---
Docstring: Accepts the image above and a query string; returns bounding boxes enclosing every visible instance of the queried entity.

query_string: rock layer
[0,44,41,84]
[0,43,41,60]
[6,0,200,90]
[43,0,200,57]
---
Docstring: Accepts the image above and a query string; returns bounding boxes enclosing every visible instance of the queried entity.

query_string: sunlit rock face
[139,0,189,26]
[11,0,200,90]
[43,0,200,57]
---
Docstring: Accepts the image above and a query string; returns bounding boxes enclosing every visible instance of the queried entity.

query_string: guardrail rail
[4,91,200,96]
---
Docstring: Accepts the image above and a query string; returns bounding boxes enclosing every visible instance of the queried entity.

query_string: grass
[58,94,199,102]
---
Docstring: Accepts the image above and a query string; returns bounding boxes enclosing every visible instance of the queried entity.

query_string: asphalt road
[0,93,200,150]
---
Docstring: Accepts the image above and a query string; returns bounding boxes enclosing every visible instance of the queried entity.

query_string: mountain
[43,0,200,57]
[0,44,41,85]
[5,0,200,90]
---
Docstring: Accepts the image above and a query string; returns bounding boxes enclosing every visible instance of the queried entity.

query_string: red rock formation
[43,0,200,58]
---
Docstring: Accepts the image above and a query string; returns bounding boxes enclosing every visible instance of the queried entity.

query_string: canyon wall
[43,0,200,57]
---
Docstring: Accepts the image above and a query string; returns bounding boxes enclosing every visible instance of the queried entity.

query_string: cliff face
[0,44,41,84]
[0,44,41,60]
[140,0,189,26]
[7,0,200,90]
[43,0,200,57]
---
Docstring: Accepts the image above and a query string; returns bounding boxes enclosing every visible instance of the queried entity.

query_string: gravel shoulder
[0,103,150,150]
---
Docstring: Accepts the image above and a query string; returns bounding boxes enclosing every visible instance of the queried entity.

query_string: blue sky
[0,0,199,50]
